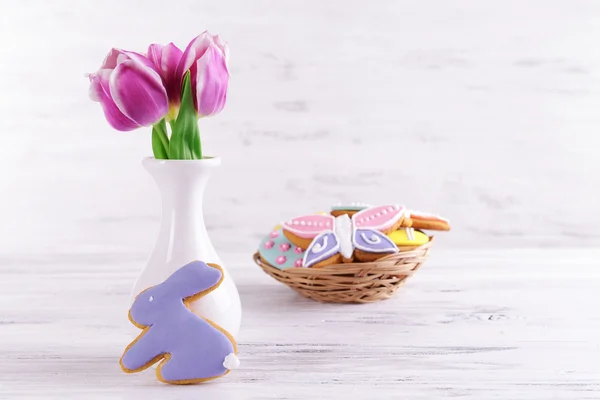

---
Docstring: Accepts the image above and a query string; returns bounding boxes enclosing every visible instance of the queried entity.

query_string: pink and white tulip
[147,42,184,119]
[146,33,230,119]
[177,32,230,117]
[88,49,169,131]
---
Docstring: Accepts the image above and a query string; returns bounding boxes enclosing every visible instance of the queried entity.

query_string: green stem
[151,119,169,159]
[197,122,202,160]
[168,71,202,159]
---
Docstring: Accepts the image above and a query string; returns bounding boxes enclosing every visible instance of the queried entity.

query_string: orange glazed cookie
[406,210,450,231]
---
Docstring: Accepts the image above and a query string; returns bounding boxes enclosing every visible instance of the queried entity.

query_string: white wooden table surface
[1,248,598,399]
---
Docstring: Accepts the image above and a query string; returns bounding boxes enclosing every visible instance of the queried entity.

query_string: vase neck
[146,159,219,206]
[142,157,222,266]
[153,169,212,213]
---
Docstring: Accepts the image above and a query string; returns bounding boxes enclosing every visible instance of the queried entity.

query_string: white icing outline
[352,204,405,231]
[360,232,382,244]
[311,235,329,253]
[406,227,415,241]
[334,214,353,259]
[331,202,370,211]
[352,228,398,254]
[302,231,340,268]
[283,215,335,239]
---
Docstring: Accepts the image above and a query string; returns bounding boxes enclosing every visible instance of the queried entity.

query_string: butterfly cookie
[282,205,407,267]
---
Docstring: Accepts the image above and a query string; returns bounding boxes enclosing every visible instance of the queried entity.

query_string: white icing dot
[307,221,312,226]
[148,296,154,302]
[382,209,388,215]
[387,207,394,212]
[293,221,299,225]
[326,222,331,227]
[300,221,306,226]
[318,222,323,227]
[375,212,381,217]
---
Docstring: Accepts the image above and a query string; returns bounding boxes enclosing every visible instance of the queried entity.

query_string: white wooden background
[0,0,599,255]
[1,0,599,398]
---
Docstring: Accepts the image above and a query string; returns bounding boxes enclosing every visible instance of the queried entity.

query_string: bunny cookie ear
[164,261,224,301]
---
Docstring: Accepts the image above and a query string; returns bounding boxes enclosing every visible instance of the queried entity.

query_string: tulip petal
[161,43,184,104]
[88,72,140,131]
[124,50,157,69]
[194,46,229,117]
[161,43,183,76]
[147,43,183,106]
[147,44,164,72]
[100,48,121,70]
[213,35,230,66]
[110,60,169,126]
[101,48,151,70]
[176,31,212,84]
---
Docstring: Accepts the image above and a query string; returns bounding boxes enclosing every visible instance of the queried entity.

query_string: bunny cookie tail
[223,353,240,370]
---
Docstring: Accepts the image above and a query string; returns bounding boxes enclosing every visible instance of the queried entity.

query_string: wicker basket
[253,237,433,303]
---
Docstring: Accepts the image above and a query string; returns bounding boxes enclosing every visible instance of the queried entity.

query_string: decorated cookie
[283,214,336,249]
[120,261,239,385]
[330,202,370,217]
[352,204,407,234]
[388,228,429,250]
[280,205,406,267]
[406,210,450,231]
[259,229,306,269]
[272,212,328,231]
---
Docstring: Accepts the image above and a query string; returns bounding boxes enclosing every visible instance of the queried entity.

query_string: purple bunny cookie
[120,261,239,384]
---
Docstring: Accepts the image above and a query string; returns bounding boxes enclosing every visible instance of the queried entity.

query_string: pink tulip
[88,49,169,131]
[147,42,183,117]
[176,32,230,117]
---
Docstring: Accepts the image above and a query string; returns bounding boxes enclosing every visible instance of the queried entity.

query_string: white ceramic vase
[129,157,242,338]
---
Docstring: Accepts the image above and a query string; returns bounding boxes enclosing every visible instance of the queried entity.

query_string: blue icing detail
[331,202,369,212]
[258,229,304,269]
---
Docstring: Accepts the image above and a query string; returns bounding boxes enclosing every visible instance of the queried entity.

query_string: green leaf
[151,119,169,159]
[169,71,201,160]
